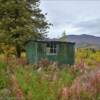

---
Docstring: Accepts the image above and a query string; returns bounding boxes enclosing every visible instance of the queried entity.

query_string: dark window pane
[47,43,50,47]
[54,48,56,53]
[50,43,53,48]
[50,48,54,53]
[54,44,56,48]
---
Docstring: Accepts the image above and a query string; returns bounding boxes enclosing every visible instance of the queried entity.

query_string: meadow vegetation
[0,48,100,100]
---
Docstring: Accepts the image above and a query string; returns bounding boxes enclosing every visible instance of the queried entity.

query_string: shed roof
[25,38,75,45]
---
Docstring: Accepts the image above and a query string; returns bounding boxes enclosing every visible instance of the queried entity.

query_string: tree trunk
[16,44,21,58]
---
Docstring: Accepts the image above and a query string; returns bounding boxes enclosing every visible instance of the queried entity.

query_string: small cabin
[25,39,75,65]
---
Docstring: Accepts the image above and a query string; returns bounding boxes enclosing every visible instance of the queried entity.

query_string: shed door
[58,44,68,64]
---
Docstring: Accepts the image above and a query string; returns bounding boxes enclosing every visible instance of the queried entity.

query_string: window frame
[46,42,58,55]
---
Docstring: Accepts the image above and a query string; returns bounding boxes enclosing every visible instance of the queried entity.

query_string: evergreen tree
[62,30,66,38]
[59,30,67,42]
[0,0,50,58]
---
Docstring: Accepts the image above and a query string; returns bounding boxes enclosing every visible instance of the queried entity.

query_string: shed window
[46,43,57,55]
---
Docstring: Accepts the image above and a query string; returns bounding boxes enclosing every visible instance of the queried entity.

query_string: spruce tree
[0,0,49,58]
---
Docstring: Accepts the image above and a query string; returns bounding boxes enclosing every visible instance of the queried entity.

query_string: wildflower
[57,87,70,100]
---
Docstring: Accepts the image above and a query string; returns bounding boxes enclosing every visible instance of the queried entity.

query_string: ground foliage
[0,51,100,100]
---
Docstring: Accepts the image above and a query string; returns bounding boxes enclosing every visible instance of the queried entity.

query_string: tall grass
[0,52,100,100]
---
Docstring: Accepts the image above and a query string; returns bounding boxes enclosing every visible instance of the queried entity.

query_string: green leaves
[0,0,50,44]
[0,0,50,57]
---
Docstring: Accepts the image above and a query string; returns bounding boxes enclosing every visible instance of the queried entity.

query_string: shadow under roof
[25,38,75,45]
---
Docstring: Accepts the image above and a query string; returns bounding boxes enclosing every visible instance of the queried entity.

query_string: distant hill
[60,34,100,49]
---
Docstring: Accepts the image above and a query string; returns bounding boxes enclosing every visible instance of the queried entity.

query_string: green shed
[25,39,75,65]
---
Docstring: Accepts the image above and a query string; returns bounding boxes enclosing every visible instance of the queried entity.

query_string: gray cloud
[40,0,100,37]
[74,19,100,29]
[72,18,100,36]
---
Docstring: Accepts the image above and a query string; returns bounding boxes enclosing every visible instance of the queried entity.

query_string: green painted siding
[25,42,36,64]
[58,44,70,64]
[37,42,46,61]
[25,41,75,65]
[65,44,75,65]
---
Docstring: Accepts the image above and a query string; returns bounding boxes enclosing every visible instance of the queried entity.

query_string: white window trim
[46,43,58,55]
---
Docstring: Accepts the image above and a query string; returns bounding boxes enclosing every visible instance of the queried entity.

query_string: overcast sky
[40,0,100,38]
